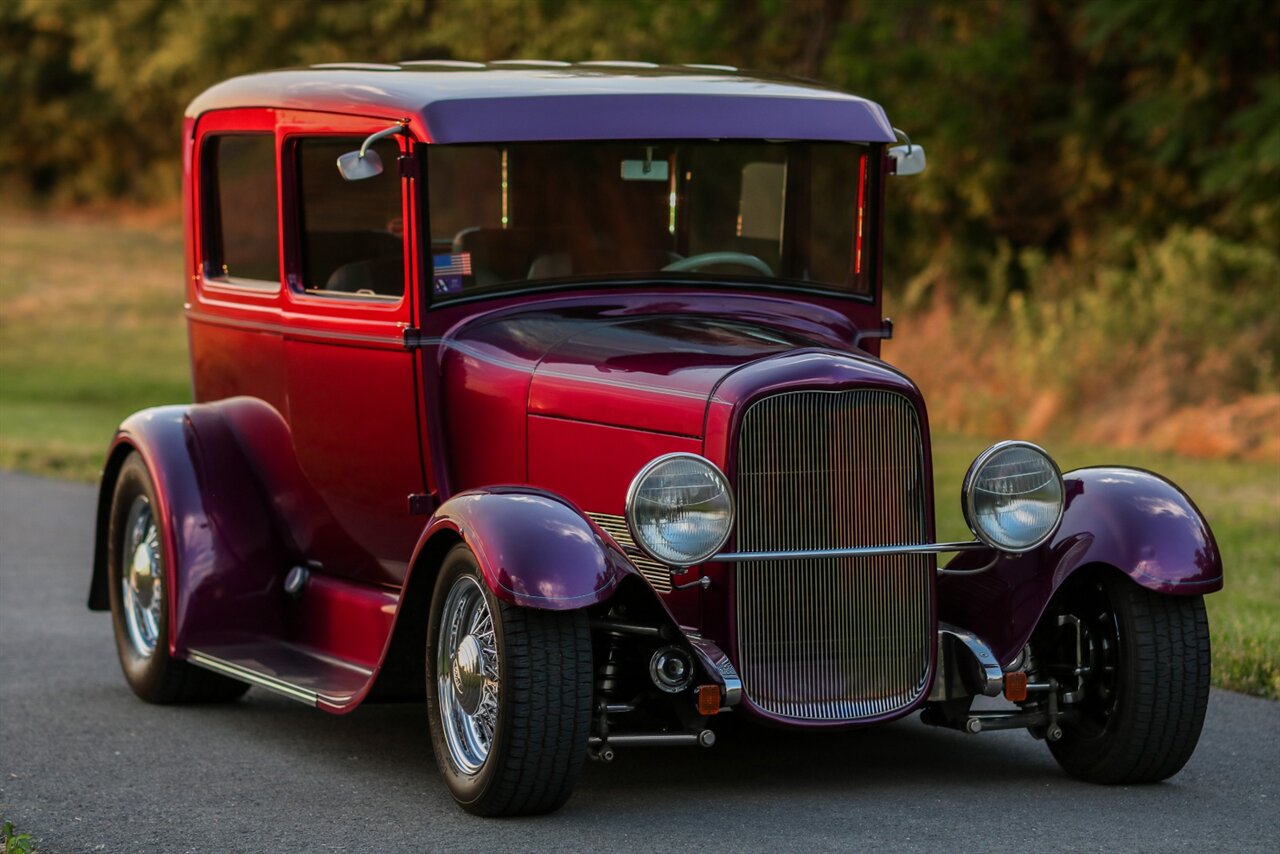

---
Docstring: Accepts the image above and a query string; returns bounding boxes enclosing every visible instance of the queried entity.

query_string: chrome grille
[735,389,933,721]
[587,512,672,592]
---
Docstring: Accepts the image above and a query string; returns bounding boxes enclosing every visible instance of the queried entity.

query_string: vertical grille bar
[735,390,933,721]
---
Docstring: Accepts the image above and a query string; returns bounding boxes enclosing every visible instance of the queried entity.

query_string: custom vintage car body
[90,61,1222,816]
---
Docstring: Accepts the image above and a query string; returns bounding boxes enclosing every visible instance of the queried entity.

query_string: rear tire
[426,543,593,816]
[107,452,249,704]
[1040,572,1210,783]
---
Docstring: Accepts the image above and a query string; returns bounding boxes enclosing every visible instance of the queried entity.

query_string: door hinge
[403,327,428,349]
[407,493,437,516]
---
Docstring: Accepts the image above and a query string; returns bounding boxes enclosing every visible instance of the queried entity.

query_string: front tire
[1037,572,1210,783]
[106,452,248,704]
[426,543,593,816]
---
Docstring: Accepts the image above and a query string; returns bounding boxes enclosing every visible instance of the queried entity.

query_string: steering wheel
[662,252,774,277]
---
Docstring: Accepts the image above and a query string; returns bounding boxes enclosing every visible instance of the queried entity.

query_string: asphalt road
[1,470,1277,853]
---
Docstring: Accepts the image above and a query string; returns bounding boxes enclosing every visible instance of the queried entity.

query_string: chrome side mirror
[337,148,384,181]
[888,128,926,176]
[337,123,405,181]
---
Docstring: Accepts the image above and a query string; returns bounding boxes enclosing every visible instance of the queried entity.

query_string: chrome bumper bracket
[686,634,742,706]
[931,624,1004,700]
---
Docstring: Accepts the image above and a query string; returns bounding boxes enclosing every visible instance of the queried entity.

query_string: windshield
[426,140,876,301]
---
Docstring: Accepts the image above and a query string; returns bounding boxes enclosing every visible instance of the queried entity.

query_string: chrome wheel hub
[451,634,485,715]
[437,575,499,775]
[121,495,162,658]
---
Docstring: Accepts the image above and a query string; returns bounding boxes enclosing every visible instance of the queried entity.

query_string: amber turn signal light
[697,684,721,715]
[1003,671,1028,702]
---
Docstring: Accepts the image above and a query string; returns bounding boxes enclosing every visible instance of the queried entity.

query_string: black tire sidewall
[1047,573,1208,781]
[106,453,176,700]
[425,543,510,808]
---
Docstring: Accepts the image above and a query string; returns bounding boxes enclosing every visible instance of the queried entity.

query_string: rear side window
[202,134,279,286]
[294,138,404,299]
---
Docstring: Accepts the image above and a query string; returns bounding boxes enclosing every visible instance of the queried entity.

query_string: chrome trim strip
[714,540,988,563]
[185,309,409,349]
[188,650,318,706]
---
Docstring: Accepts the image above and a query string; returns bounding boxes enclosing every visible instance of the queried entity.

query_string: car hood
[444,303,862,435]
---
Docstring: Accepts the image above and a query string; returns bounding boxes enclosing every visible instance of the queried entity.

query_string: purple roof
[186,61,896,144]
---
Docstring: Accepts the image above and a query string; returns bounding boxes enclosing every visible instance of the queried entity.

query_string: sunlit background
[1,0,1275,696]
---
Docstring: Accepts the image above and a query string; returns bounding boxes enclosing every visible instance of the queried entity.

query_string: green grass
[1,820,38,854]
[0,211,190,479]
[1,211,1275,699]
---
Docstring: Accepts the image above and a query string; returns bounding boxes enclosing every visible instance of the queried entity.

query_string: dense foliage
[3,0,1277,452]
[5,1,1276,247]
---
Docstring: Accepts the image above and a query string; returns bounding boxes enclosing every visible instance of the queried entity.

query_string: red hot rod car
[89,61,1221,816]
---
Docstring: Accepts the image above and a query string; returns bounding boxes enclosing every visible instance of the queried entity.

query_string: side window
[202,134,280,286]
[294,138,404,299]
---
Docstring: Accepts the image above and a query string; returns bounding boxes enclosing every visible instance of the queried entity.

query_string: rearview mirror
[621,159,669,181]
[621,146,669,181]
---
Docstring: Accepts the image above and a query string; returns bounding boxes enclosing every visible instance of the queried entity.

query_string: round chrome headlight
[962,441,1065,553]
[625,453,734,567]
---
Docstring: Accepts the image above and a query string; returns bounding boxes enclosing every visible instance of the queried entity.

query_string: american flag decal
[432,252,472,295]
[433,252,472,277]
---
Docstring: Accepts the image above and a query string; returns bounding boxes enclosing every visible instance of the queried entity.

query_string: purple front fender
[411,488,633,610]
[940,466,1223,665]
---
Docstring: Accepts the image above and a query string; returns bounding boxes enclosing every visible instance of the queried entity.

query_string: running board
[187,641,374,709]
[190,650,317,706]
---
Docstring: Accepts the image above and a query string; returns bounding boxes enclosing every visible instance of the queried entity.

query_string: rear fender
[940,466,1222,665]
[90,405,293,655]
[408,488,634,610]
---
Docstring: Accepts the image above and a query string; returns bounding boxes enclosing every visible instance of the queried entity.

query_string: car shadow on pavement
[171,686,1062,811]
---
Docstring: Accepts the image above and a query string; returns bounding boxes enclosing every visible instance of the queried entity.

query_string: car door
[188,107,288,416]
[277,110,428,586]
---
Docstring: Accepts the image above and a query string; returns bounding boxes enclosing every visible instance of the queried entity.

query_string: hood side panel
[526,415,702,514]
[441,340,534,491]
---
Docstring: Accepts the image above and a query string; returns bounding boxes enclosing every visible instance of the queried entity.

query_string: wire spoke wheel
[426,543,593,816]
[120,495,163,658]
[436,575,501,776]
[107,451,249,704]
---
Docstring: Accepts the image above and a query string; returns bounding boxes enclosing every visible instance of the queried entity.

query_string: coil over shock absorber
[591,633,626,761]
